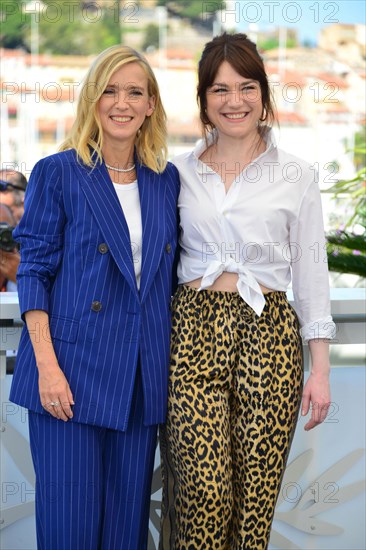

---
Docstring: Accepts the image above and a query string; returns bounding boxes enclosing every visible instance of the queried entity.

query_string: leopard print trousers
[159,285,303,550]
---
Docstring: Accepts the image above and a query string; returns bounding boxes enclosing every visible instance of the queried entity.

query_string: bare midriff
[185,272,274,294]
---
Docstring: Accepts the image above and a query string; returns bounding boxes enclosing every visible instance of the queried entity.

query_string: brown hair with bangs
[197,33,276,140]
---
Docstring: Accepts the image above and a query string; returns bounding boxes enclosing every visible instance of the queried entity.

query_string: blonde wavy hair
[60,45,167,173]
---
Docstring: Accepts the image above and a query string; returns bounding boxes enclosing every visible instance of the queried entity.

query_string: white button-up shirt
[173,129,335,342]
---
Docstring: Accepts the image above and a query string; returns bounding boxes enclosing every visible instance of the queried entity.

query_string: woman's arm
[289,168,335,430]
[25,310,74,421]
[301,339,331,431]
[13,157,66,317]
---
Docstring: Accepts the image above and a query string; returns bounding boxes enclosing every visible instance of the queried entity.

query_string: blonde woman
[10,45,179,550]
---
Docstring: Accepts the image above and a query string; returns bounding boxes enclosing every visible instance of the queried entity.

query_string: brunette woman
[160,33,335,550]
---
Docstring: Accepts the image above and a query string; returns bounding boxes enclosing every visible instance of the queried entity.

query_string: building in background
[319,23,366,68]
[2,28,364,171]
[1,10,365,241]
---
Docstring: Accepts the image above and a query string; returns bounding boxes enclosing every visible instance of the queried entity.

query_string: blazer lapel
[75,159,139,299]
[137,162,166,304]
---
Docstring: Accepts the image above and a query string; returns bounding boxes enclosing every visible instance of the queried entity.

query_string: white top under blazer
[113,180,142,289]
[173,128,336,342]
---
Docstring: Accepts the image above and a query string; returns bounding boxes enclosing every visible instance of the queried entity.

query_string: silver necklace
[105,162,136,173]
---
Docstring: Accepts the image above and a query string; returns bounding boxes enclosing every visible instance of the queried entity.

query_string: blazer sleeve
[13,156,66,318]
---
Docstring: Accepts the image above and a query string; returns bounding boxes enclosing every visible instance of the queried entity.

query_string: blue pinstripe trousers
[28,369,157,550]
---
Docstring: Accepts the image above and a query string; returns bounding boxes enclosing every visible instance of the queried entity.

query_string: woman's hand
[301,369,331,431]
[301,339,331,431]
[38,362,74,421]
[24,310,74,422]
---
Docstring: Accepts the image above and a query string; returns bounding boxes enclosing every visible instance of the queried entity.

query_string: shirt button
[165,243,172,254]
[98,243,108,254]
[91,301,102,312]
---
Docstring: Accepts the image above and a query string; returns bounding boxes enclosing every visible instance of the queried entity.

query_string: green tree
[142,23,159,51]
[325,143,366,278]
[37,1,121,55]
[0,0,30,49]
[258,37,279,50]
[157,0,225,20]
[258,35,297,51]
[0,1,122,56]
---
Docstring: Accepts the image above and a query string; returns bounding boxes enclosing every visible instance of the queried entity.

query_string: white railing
[1,289,365,550]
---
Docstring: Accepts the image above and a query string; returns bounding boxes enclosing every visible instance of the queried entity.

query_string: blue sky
[232,0,365,44]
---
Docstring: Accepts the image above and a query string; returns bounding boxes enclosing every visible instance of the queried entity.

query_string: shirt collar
[192,125,277,162]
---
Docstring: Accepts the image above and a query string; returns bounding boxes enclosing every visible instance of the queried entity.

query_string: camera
[0,222,18,252]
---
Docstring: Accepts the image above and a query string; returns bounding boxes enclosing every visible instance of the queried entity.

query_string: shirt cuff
[300,316,336,342]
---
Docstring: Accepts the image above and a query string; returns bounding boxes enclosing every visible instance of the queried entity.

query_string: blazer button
[91,301,102,312]
[98,243,108,254]
[165,243,172,254]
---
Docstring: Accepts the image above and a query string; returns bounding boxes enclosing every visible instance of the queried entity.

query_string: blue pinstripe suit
[10,149,180,549]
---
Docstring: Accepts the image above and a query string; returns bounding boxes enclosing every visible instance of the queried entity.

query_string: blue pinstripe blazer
[10,149,180,430]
